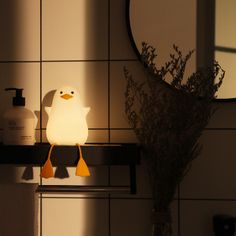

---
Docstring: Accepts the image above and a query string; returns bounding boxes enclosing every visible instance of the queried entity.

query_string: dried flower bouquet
[124,43,224,236]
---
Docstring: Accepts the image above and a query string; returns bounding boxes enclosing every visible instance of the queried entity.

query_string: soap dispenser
[3,88,36,145]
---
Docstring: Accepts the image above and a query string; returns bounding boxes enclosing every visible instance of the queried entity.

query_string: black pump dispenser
[5,88,25,106]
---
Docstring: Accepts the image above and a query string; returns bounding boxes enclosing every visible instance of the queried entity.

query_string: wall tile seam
[40,196,154,200]
[0,59,139,63]
[178,198,236,201]
[2,128,236,131]
[22,128,134,130]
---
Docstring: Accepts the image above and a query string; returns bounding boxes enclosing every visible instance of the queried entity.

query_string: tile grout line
[39,1,43,145]
[3,127,236,131]
[108,1,111,236]
[37,195,236,201]
[39,0,43,236]
[0,59,139,63]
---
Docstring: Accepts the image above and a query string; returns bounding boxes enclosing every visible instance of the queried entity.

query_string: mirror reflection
[215,0,236,99]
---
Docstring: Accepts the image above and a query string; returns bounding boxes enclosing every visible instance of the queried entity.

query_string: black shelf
[0,143,141,166]
[0,143,141,194]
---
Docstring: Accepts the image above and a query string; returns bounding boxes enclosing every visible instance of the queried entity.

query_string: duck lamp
[41,86,90,178]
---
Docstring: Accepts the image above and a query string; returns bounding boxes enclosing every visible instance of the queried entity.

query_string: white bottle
[3,88,36,145]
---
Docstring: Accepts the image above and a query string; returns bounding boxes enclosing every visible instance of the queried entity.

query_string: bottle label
[3,119,35,145]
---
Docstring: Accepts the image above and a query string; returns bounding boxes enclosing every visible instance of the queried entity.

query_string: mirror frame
[125,0,141,60]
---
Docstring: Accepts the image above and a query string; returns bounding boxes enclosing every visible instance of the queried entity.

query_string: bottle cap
[5,88,25,106]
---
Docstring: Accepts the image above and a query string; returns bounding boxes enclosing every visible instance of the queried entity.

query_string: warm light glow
[45,86,90,145]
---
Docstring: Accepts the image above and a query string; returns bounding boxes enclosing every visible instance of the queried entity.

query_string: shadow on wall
[0,2,39,235]
[0,184,38,236]
[0,0,22,60]
[83,1,110,235]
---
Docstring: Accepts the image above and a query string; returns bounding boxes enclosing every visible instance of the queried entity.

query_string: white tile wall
[42,0,108,60]
[180,200,236,236]
[110,130,137,143]
[0,0,235,236]
[0,183,39,236]
[110,165,152,199]
[87,130,109,143]
[180,130,236,199]
[110,163,178,199]
[42,198,109,236]
[111,199,179,236]
[207,102,236,128]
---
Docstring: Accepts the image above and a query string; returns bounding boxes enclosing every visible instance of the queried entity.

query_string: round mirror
[127,0,236,100]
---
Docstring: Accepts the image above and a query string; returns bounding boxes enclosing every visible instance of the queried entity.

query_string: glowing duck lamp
[41,86,90,178]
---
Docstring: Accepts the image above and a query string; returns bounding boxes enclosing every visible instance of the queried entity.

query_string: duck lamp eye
[71,91,74,94]
[60,91,63,94]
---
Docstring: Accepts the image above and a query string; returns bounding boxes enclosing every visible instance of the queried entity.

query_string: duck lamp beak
[61,93,73,100]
